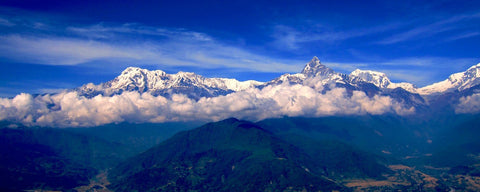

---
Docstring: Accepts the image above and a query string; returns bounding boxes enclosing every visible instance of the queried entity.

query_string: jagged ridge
[75,57,480,106]
[418,63,480,95]
[77,67,263,99]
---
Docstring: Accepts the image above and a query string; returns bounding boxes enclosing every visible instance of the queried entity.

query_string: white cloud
[268,11,480,47]
[445,32,480,42]
[0,35,143,65]
[271,22,405,50]
[0,23,304,73]
[0,84,414,127]
[67,23,213,42]
[455,94,480,114]
[377,12,480,44]
[1,13,477,87]
[0,17,14,26]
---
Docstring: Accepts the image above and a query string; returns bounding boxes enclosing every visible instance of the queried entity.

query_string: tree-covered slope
[109,118,392,191]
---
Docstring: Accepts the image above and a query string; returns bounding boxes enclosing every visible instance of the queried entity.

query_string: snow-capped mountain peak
[76,58,480,101]
[112,67,168,91]
[77,67,263,99]
[266,57,346,87]
[349,69,417,92]
[463,63,480,80]
[301,56,335,77]
[418,63,480,95]
[349,69,392,88]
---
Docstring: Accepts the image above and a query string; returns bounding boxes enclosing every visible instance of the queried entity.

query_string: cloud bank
[455,94,480,114]
[0,84,414,127]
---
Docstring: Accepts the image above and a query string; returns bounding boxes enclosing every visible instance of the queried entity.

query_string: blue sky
[0,0,479,97]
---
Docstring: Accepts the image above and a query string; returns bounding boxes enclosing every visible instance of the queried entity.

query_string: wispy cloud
[445,32,480,41]
[0,7,478,89]
[1,19,476,87]
[271,11,480,48]
[0,22,304,73]
[371,57,472,69]
[0,35,144,65]
[271,22,406,50]
[377,12,480,44]
[0,17,14,26]
[67,23,213,41]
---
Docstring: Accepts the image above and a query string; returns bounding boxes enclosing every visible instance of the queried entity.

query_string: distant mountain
[0,122,203,191]
[3,115,480,191]
[265,56,347,86]
[77,67,262,99]
[425,113,480,167]
[11,128,133,170]
[0,128,97,191]
[108,118,392,191]
[253,56,416,94]
[77,56,420,100]
[69,121,202,154]
[301,56,335,77]
[349,69,417,92]
[257,115,432,158]
[73,57,480,113]
[264,57,427,108]
[418,63,480,95]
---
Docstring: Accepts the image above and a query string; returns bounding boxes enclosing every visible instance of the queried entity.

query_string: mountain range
[2,57,480,191]
[77,56,480,96]
[110,119,336,191]
[77,66,262,100]
[4,113,480,191]
[76,56,480,111]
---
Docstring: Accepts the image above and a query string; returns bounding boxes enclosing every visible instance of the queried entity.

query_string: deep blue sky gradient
[0,0,479,97]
